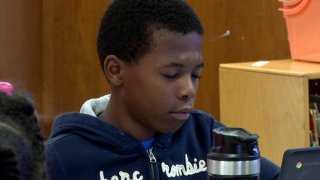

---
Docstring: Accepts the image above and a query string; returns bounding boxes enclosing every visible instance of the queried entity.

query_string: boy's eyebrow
[162,62,204,68]
[163,63,184,68]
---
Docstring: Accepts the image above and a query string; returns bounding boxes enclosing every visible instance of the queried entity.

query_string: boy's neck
[99,95,156,141]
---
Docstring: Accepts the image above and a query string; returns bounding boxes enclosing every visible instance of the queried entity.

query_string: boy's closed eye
[163,74,178,79]
[162,71,202,80]
[192,64,203,79]
[192,73,201,79]
[162,72,180,79]
[160,62,203,80]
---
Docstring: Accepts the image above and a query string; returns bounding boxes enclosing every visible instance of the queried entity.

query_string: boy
[46,0,280,179]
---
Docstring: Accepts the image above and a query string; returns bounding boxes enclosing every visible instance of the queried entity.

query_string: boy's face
[121,30,203,138]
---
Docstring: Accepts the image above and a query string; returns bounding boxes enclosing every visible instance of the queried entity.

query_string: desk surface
[220,59,320,79]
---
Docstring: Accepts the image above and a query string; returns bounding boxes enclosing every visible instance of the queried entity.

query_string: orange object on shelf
[280,0,320,63]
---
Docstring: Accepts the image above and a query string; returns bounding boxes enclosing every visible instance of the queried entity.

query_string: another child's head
[0,92,46,179]
[97,0,204,139]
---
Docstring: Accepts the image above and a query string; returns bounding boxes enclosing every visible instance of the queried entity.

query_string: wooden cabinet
[219,59,320,165]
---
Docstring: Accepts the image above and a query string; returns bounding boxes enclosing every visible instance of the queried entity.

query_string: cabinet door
[219,68,309,165]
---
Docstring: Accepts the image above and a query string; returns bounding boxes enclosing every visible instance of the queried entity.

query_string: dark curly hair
[0,93,46,180]
[97,0,203,67]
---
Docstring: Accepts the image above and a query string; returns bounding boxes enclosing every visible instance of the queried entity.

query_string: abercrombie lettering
[99,154,206,179]
[161,154,207,177]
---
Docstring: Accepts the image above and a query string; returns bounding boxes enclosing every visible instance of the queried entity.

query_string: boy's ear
[103,55,124,86]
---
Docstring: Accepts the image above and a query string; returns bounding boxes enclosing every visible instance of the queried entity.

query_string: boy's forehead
[151,29,182,45]
[150,29,202,51]
[146,30,203,65]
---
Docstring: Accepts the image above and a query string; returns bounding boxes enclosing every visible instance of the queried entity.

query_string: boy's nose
[178,77,197,101]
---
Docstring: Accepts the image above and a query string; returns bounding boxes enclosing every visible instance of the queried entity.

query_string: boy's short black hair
[0,93,46,180]
[97,0,204,67]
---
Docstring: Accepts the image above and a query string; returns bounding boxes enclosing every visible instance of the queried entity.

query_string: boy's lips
[170,108,192,121]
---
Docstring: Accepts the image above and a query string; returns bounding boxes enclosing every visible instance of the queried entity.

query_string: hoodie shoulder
[47,112,141,150]
[48,112,99,140]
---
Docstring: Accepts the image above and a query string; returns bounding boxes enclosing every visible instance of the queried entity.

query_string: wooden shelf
[219,59,320,165]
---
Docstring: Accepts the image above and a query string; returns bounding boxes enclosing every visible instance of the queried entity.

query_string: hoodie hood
[79,94,110,117]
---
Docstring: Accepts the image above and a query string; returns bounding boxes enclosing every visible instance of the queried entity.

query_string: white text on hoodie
[161,154,207,177]
[99,154,206,179]
[100,170,143,180]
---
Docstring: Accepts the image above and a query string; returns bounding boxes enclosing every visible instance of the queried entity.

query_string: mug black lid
[211,127,260,156]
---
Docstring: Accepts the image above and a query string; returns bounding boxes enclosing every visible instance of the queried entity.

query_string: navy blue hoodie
[46,95,280,180]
